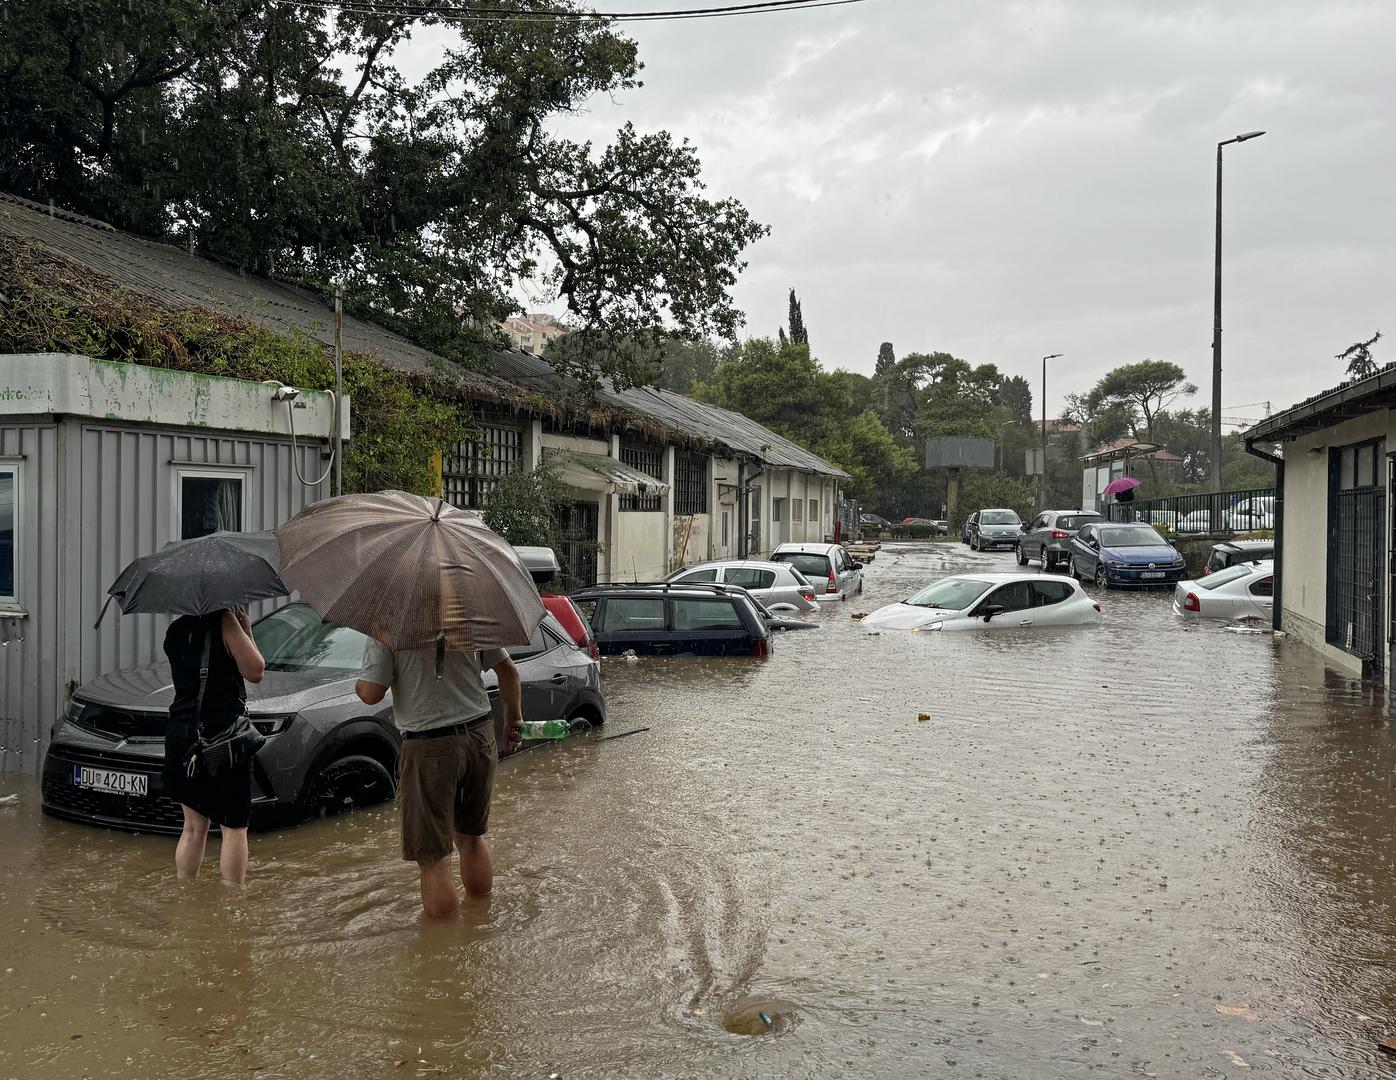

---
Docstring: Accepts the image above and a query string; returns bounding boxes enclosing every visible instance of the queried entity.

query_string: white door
[1030,580,1078,625]
[982,581,1035,628]
[1243,574,1274,620]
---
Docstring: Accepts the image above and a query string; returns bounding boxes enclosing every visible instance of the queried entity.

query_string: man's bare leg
[176,806,210,880]
[219,826,249,885]
[418,855,461,918]
[454,833,493,898]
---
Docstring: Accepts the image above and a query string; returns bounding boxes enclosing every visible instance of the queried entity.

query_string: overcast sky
[412,0,1396,423]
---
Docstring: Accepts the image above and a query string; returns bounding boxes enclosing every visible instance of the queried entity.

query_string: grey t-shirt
[359,641,510,734]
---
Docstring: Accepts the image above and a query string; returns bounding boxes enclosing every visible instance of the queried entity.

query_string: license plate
[73,765,149,797]
[1141,571,1165,579]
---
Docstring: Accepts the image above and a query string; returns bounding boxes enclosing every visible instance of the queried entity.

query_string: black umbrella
[95,531,289,627]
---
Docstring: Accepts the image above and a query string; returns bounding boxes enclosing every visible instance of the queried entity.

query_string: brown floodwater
[4,541,1396,1078]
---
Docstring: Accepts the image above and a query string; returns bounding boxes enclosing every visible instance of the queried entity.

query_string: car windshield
[774,552,831,578]
[253,604,366,671]
[1098,526,1166,548]
[903,577,993,610]
[1195,564,1256,591]
[980,511,1020,525]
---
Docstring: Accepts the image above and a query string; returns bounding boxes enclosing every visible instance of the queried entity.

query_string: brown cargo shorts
[397,720,497,864]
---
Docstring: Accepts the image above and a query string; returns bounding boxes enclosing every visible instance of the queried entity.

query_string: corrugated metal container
[0,361,337,777]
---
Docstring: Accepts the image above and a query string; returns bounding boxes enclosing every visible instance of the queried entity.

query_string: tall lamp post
[1211,130,1265,493]
[1041,353,1062,510]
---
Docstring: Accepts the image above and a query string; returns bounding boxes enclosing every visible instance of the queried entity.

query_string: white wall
[1282,411,1392,676]
[611,511,668,581]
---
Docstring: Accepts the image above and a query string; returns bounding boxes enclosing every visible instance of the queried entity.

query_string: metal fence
[1109,487,1276,534]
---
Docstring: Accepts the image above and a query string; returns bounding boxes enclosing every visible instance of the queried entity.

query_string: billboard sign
[924,436,994,470]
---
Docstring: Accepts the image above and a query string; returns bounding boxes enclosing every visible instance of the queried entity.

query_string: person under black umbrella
[100,531,282,884]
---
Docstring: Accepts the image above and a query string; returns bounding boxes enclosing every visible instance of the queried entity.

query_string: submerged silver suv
[41,603,605,834]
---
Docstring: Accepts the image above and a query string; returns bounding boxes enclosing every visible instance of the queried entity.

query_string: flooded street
[6,541,1396,1078]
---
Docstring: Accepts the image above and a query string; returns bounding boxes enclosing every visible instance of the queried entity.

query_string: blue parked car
[1068,522,1187,588]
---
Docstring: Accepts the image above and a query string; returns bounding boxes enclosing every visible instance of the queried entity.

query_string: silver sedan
[664,559,819,612]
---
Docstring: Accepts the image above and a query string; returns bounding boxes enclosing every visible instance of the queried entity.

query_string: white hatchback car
[1173,559,1273,620]
[770,543,864,601]
[664,559,819,612]
[861,572,1101,631]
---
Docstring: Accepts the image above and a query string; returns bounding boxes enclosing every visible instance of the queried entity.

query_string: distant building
[500,313,568,354]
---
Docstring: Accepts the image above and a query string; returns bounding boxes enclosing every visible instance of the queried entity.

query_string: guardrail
[1109,487,1276,534]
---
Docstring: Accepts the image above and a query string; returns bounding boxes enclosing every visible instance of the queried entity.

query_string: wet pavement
[4,541,1396,1078]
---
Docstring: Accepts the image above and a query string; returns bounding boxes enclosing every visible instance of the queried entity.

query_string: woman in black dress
[163,608,265,884]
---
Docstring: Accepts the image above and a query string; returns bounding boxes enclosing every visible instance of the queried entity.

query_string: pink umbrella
[1103,477,1141,496]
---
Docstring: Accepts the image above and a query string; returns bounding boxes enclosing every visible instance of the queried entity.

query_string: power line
[271,0,866,22]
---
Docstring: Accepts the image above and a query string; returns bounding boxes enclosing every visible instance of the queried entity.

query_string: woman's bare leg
[219,826,249,885]
[176,806,210,879]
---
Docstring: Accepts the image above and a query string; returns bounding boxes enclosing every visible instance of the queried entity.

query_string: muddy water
[4,542,1396,1078]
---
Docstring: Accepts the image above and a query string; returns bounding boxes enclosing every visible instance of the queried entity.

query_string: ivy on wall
[0,237,468,494]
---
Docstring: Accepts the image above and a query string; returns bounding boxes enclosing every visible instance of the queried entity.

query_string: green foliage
[0,236,465,494]
[950,473,1036,533]
[1085,359,1196,444]
[1337,331,1382,380]
[787,288,808,346]
[0,0,766,386]
[481,463,603,588]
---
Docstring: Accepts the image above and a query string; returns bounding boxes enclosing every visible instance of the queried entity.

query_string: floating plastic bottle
[518,719,570,740]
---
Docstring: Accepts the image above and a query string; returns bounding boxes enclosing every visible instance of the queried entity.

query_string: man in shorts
[355,642,523,917]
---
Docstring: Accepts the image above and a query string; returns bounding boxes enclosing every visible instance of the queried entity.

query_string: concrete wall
[611,511,668,582]
[1282,411,1392,678]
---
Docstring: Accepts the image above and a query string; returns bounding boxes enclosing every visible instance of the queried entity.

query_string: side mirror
[851,560,865,570]
[979,604,1006,623]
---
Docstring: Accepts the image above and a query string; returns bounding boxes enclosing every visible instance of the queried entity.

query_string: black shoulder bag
[185,624,266,779]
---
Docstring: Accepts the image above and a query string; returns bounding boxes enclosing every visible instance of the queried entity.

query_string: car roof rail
[572,581,748,596]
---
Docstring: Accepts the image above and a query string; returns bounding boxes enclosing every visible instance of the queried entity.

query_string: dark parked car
[1017,510,1103,571]
[965,508,1023,551]
[41,603,605,835]
[1204,539,1274,576]
[1068,523,1187,588]
[570,582,776,657]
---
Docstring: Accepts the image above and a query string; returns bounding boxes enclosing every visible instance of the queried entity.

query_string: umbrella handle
[93,594,116,630]
[435,631,445,680]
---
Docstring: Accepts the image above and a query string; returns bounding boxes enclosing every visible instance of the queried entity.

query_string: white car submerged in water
[862,572,1102,631]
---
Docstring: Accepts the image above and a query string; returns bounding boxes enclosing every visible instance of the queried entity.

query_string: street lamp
[1041,354,1062,509]
[1211,129,1265,493]
[996,419,1020,471]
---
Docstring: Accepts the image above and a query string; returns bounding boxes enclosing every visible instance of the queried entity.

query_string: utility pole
[1211,130,1266,493]
[1041,354,1061,510]
[334,284,343,497]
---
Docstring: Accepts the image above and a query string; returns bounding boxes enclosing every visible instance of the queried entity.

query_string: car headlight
[1106,560,1128,569]
[64,699,86,723]
[912,622,945,632]
[250,714,295,736]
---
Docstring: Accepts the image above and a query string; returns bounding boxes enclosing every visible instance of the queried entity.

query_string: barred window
[619,442,663,512]
[443,424,522,510]
[793,498,804,522]
[675,450,709,516]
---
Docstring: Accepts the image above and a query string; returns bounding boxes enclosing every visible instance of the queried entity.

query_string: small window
[508,623,554,662]
[677,567,719,583]
[792,499,803,522]
[599,597,666,633]
[809,499,818,523]
[1357,444,1376,488]
[721,511,731,547]
[180,472,243,539]
[1031,580,1074,606]
[672,598,743,631]
[725,567,775,590]
[1340,447,1357,490]
[0,465,15,601]
[1249,576,1274,598]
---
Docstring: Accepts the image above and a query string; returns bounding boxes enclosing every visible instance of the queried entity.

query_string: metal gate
[557,501,600,588]
[1329,482,1384,677]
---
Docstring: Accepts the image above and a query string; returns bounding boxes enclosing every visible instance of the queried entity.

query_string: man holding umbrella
[276,491,545,918]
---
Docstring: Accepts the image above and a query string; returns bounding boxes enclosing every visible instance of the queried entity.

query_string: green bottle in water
[518,719,570,740]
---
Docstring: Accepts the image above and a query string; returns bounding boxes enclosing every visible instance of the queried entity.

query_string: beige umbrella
[275,491,545,661]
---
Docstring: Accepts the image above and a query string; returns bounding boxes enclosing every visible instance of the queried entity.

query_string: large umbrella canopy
[97,531,288,626]
[274,490,544,653]
[1102,476,1142,496]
